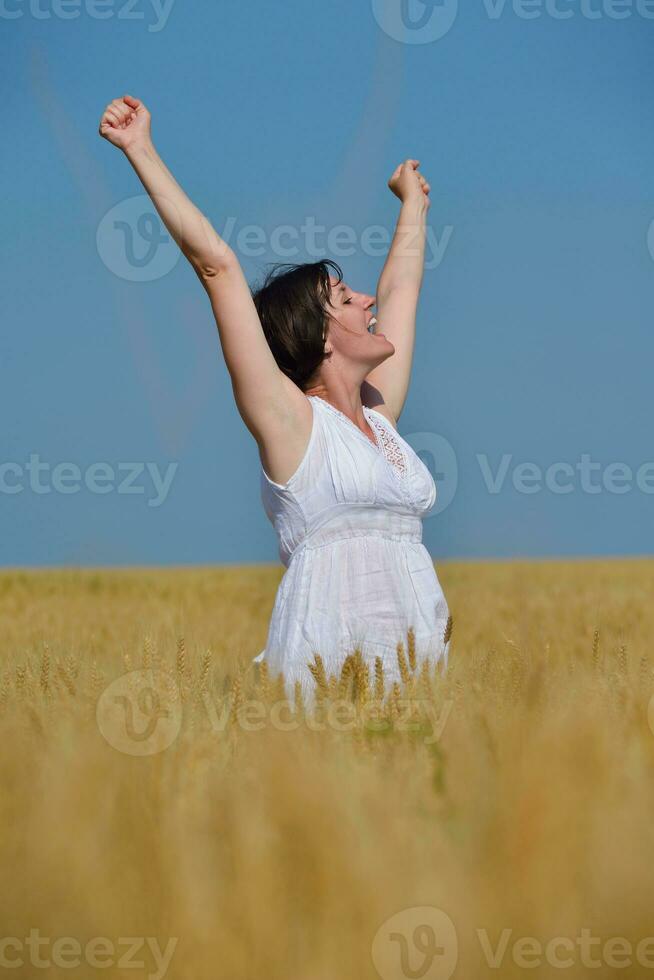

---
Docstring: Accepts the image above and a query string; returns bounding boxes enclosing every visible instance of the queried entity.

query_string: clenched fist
[98,95,151,152]
[388,159,431,207]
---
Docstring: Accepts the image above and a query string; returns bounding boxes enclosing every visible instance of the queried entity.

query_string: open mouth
[368,316,385,338]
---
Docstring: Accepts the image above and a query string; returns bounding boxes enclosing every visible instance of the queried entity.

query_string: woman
[99,95,450,699]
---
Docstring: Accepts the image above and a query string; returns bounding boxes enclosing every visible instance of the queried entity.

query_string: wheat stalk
[352,649,370,706]
[407,628,417,672]
[256,661,271,704]
[308,654,329,698]
[176,637,187,678]
[418,659,431,697]
[617,644,628,676]
[337,655,355,701]
[0,673,9,709]
[91,660,105,700]
[14,664,24,700]
[388,682,401,723]
[639,655,650,688]
[199,651,212,691]
[56,662,76,697]
[396,642,410,686]
[294,680,304,715]
[374,657,385,700]
[39,648,50,696]
[229,669,244,724]
[592,629,600,670]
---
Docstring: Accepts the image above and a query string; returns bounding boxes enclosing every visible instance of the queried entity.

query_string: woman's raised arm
[98,95,306,444]
[365,159,431,423]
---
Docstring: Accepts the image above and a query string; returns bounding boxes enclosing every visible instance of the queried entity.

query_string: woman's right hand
[98,95,151,152]
[387,158,431,208]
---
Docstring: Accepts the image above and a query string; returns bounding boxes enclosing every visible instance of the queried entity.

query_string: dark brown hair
[252,259,343,391]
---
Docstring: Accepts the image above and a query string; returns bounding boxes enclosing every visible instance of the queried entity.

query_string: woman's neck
[304,378,367,425]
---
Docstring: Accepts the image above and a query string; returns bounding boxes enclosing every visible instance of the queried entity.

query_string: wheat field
[2,558,654,979]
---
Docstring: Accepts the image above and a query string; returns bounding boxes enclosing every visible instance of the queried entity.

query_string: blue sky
[2,0,654,566]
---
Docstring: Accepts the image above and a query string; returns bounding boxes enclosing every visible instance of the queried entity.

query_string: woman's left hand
[387,159,431,207]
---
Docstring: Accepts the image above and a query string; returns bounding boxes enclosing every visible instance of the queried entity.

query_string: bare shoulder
[252,374,314,487]
[360,379,399,430]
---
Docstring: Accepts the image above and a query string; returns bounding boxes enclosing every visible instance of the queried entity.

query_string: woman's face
[325,276,395,369]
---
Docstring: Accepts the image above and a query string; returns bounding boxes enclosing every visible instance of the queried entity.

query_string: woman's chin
[377,336,395,356]
[364,334,395,368]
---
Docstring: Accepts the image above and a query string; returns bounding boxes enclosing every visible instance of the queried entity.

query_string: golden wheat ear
[396,641,409,686]
[590,628,600,669]
[308,654,329,698]
[327,674,339,700]
[39,649,50,695]
[407,627,417,672]
[199,651,212,690]
[443,615,454,646]
[617,643,628,676]
[337,655,355,700]
[352,650,370,706]
[176,636,187,679]
[142,634,152,669]
[229,667,244,723]
[418,658,431,696]
[256,660,271,703]
[387,681,402,721]
[374,657,385,700]
[639,655,650,687]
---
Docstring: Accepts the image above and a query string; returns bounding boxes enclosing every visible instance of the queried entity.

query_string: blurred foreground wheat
[1,559,654,979]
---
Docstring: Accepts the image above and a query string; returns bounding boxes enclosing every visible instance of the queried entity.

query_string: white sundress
[254,394,451,699]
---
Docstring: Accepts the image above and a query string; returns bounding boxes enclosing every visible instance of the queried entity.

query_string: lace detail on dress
[365,411,408,479]
[309,396,408,479]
